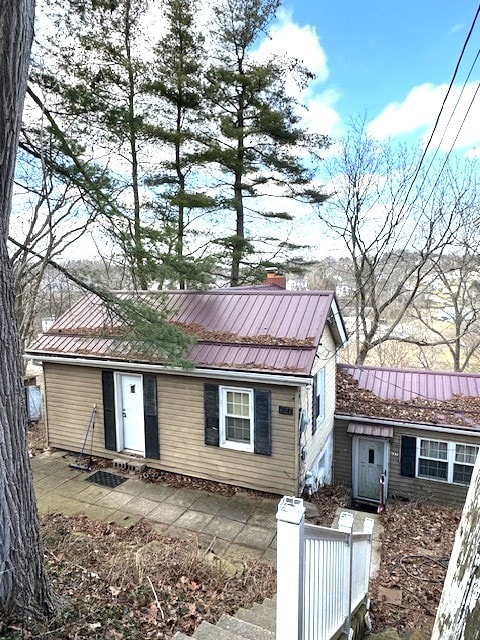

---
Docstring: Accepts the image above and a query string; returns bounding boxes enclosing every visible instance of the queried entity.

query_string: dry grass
[1,515,275,639]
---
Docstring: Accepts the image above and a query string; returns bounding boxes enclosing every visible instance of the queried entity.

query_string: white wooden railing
[276,497,374,640]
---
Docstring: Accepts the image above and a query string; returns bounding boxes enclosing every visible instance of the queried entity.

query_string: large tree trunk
[430,453,480,639]
[0,0,57,618]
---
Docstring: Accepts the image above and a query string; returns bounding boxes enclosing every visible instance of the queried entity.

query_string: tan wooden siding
[44,363,105,456]
[43,363,297,495]
[334,418,478,506]
[304,327,337,471]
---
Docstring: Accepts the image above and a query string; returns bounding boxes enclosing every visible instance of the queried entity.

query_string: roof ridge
[112,289,335,296]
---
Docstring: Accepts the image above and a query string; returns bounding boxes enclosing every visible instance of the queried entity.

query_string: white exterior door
[353,436,389,502]
[116,373,145,454]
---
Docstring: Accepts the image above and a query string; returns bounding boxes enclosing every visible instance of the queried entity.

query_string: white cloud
[368,84,446,138]
[253,9,341,137]
[368,82,480,153]
[465,146,480,158]
[302,90,342,136]
[257,9,329,82]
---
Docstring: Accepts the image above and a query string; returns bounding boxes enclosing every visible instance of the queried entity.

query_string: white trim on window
[416,437,479,485]
[219,386,254,453]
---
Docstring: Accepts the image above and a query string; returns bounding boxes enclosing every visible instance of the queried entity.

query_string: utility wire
[348,5,480,357]
[373,49,480,302]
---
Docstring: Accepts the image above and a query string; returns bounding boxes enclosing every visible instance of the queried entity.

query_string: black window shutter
[102,370,117,451]
[312,376,319,435]
[400,436,416,477]
[204,384,219,446]
[143,374,159,459]
[254,389,272,456]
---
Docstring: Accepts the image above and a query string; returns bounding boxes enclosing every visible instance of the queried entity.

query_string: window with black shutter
[204,384,271,456]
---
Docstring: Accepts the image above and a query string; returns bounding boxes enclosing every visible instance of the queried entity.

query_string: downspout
[294,386,301,496]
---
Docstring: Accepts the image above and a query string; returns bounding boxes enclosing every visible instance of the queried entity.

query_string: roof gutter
[335,413,480,438]
[27,354,312,387]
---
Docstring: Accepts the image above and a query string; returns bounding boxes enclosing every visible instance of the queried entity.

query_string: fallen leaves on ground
[0,514,275,640]
[369,500,460,636]
[141,466,279,499]
[306,483,351,525]
[26,423,462,640]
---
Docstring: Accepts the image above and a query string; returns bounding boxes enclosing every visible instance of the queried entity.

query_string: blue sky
[259,0,480,155]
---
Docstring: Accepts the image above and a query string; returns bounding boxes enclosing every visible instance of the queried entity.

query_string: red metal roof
[27,289,345,376]
[339,364,480,401]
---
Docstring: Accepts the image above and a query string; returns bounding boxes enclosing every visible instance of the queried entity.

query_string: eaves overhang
[28,353,313,387]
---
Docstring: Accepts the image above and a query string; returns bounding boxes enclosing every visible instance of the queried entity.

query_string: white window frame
[219,386,254,453]
[416,437,479,485]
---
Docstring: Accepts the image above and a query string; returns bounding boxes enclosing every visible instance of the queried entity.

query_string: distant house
[335,364,480,506]
[26,276,347,496]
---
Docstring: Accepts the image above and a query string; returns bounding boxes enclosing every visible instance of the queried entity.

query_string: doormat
[85,470,128,489]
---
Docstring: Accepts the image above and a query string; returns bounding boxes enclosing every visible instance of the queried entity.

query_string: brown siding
[304,327,337,471]
[334,417,478,506]
[43,363,297,495]
[43,364,104,455]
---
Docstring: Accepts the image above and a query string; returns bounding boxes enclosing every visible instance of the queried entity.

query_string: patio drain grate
[85,470,128,489]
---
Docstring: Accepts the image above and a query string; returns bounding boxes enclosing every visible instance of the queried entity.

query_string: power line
[373,50,480,302]
[348,4,480,358]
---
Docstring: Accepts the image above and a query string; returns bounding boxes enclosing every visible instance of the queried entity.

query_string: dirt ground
[1,514,276,640]
[23,423,461,638]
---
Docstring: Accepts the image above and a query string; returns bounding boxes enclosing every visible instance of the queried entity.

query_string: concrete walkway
[32,451,280,565]
[32,451,383,573]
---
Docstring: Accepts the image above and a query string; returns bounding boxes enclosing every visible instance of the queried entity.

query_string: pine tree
[145,0,217,289]
[205,0,328,286]
[37,0,154,288]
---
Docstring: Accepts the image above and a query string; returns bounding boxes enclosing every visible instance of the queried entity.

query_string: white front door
[353,436,389,502]
[116,373,145,454]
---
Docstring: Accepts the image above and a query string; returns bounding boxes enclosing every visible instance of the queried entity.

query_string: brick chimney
[264,268,287,289]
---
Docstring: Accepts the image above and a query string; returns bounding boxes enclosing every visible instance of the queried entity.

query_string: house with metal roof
[335,364,480,507]
[27,278,347,496]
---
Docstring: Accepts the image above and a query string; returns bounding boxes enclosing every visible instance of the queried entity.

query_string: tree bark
[0,0,57,618]
[431,453,480,639]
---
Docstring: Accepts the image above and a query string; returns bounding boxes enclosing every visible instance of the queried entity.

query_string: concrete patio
[32,451,283,565]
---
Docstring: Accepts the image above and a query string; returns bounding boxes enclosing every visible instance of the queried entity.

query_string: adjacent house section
[26,283,347,496]
[335,364,480,506]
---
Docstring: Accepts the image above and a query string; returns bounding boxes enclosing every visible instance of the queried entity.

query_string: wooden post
[431,454,480,639]
[276,496,305,640]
